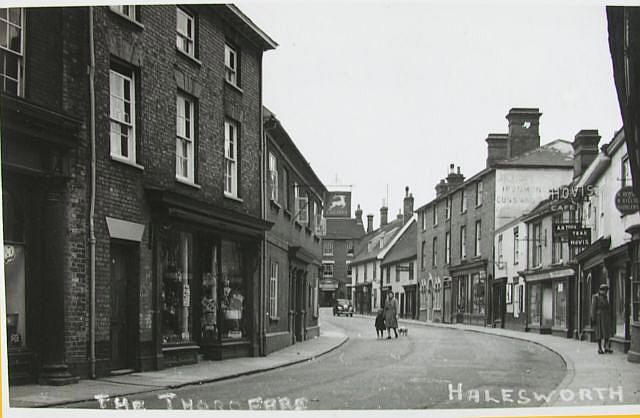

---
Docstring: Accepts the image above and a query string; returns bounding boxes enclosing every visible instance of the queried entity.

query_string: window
[269,261,278,317]
[622,155,632,188]
[529,283,541,325]
[176,94,195,182]
[224,119,239,197]
[513,281,523,318]
[176,7,195,57]
[110,5,138,21]
[373,264,377,280]
[364,263,368,281]
[346,260,352,278]
[386,266,391,284]
[460,225,466,259]
[409,262,414,280]
[224,43,239,86]
[474,220,481,257]
[532,222,542,267]
[553,281,567,329]
[461,189,467,213]
[445,197,451,219]
[433,205,438,225]
[268,152,278,202]
[0,8,23,95]
[445,232,451,265]
[506,281,513,304]
[422,211,427,231]
[498,234,503,264]
[552,214,563,264]
[513,227,519,264]
[476,181,483,206]
[323,240,333,256]
[471,273,485,314]
[432,237,438,266]
[282,168,290,210]
[322,262,334,278]
[347,240,354,256]
[421,240,426,270]
[395,265,400,282]
[110,68,136,163]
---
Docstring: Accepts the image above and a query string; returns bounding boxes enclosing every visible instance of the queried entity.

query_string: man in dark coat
[384,292,399,339]
[591,283,613,354]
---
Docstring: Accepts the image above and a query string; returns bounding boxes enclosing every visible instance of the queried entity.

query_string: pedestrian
[591,283,613,354]
[375,309,385,339]
[383,292,398,339]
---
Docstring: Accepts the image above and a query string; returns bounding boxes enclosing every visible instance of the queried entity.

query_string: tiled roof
[351,218,404,264]
[324,218,366,239]
[494,140,574,168]
[381,222,417,266]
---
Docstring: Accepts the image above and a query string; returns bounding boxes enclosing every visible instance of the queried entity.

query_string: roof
[218,5,278,50]
[494,140,574,168]
[324,218,366,240]
[351,217,405,264]
[381,221,417,266]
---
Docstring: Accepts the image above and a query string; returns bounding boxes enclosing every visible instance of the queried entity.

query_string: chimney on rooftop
[380,204,388,227]
[355,204,363,226]
[403,186,414,224]
[367,214,374,233]
[397,210,403,221]
[435,179,448,198]
[446,164,465,188]
[506,108,541,158]
[486,133,509,167]
[573,129,601,179]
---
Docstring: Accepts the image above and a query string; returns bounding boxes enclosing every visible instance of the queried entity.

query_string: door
[400,293,405,318]
[443,283,452,323]
[110,244,133,370]
[542,283,553,328]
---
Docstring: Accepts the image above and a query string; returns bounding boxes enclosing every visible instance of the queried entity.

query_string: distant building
[320,208,365,306]
[263,107,327,354]
[351,188,415,314]
[416,108,577,326]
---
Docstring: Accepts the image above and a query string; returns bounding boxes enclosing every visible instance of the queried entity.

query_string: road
[66,308,567,410]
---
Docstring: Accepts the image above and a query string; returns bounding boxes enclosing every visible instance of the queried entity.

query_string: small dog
[398,326,408,336]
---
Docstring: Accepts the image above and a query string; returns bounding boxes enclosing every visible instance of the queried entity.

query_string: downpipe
[88,6,97,379]
[259,56,267,357]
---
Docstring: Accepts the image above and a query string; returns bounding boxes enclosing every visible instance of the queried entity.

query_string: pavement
[8,321,348,408]
[360,314,640,407]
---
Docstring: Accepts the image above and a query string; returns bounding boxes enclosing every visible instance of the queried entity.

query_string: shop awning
[522,268,575,283]
[319,279,339,290]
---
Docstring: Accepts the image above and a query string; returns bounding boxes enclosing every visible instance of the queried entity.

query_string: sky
[238,1,622,225]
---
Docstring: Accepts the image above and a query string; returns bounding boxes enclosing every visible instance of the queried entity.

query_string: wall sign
[615,186,640,215]
[325,191,352,218]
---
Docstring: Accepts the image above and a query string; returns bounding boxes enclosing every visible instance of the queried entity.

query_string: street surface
[66,308,566,410]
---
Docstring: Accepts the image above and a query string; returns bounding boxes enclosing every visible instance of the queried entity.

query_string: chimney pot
[380,205,388,227]
[573,129,601,179]
[367,214,374,233]
[506,107,542,159]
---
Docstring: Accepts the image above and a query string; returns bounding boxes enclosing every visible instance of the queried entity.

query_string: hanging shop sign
[615,186,640,215]
[568,228,591,248]
[553,222,581,238]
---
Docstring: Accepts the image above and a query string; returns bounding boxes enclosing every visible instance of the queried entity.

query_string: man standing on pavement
[384,292,399,339]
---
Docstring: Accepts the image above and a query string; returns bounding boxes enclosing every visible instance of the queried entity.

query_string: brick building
[320,205,365,306]
[263,107,326,354]
[2,5,276,384]
[416,108,576,326]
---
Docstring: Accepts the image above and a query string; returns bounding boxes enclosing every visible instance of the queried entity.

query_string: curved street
[65,308,566,410]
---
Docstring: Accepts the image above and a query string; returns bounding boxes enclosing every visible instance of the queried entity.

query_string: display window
[4,244,26,350]
[200,239,219,342]
[471,273,485,314]
[220,239,246,340]
[529,283,541,326]
[553,281,567,329]
[614,269,626,337]
[161,231,194,344]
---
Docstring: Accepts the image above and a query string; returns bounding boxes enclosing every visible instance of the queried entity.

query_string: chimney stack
[367,214,374,233]
[486,133,509,167]
[355,204,363,226]
[403,186,414,224]
[435,179,448,198]
[573,129,600,179]
[446,164,465,188]
[506,108,541,158]
[380,204,388,227]
[397,210,403,221]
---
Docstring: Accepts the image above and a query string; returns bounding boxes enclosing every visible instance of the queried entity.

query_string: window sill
[176,47,202,66]
[175,177,201,189]
[111,155,144,171]
[224,192,243,202]
[109,8,145,29]
[270,199,281,211]
[224,79,244,94]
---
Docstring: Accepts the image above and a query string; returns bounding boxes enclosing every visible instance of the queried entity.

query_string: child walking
[375,309,385,339]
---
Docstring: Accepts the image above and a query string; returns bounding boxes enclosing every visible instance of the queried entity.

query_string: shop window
[1,8,24,96]
[471,273,485,314]
[458,276,467,313]
[200,240,219,342]
[220,240,246,340]
[615,270,626,337]
[529,283,541,326]
[4,244,26,349]
[162,231,194,344]
[513,282,521,318]
[553,281,567,329]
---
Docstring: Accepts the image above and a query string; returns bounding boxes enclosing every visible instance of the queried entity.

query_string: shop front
[319,278,339,307]
[576,237,611,341]
[450,261,487,326]
[355,282,372,314]
[402,284,418,319]
[604,244,632,353]
[147,188,271,367]
[524,267,574,337]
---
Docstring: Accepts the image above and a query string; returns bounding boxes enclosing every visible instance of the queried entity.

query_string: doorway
[110,243,137,371]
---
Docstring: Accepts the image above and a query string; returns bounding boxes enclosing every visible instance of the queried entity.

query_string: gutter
[88,6,97,378]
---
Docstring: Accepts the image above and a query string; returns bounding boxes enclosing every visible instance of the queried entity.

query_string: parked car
[333,299,353,317]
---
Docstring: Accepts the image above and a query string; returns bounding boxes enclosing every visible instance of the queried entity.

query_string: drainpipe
[88,6,97,379]
[259,54,267,356]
